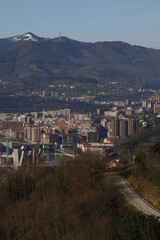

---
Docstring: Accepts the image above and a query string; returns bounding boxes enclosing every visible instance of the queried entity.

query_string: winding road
[110,173,160,218]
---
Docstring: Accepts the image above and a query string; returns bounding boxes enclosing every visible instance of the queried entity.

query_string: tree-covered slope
[0,33,160,88]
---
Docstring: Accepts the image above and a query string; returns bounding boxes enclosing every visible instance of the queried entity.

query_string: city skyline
[0,0,160,48]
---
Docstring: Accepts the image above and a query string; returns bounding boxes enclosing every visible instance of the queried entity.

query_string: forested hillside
[1,33,160,89]
[0,154,159,240]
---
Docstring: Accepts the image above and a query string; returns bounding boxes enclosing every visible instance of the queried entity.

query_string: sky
[0,0,160,48]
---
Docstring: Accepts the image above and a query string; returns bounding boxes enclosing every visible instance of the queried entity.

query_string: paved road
[110,173,160,218]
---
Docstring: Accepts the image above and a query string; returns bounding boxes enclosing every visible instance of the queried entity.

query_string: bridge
[0,137,75,169]
[44,150,75,158]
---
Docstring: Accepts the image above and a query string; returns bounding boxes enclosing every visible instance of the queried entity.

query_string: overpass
[0,137,75,169]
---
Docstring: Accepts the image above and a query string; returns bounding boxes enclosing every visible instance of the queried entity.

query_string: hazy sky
[0,0,160,48]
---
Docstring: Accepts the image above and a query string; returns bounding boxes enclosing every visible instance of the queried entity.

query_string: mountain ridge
[1,32,158,49]
[0,33,160,89]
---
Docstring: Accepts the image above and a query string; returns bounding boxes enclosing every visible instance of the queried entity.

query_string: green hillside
[0,34,160,89]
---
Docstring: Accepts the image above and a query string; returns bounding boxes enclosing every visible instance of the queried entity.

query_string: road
[110,173,160,218]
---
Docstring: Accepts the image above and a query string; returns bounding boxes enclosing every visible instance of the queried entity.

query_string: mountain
[7,32,44,42]
[0,32,160,89]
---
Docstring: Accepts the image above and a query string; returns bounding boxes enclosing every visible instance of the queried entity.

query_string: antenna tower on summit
[60,33,62,41]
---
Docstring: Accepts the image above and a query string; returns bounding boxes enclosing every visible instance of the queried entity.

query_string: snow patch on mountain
[9,33,39,42]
